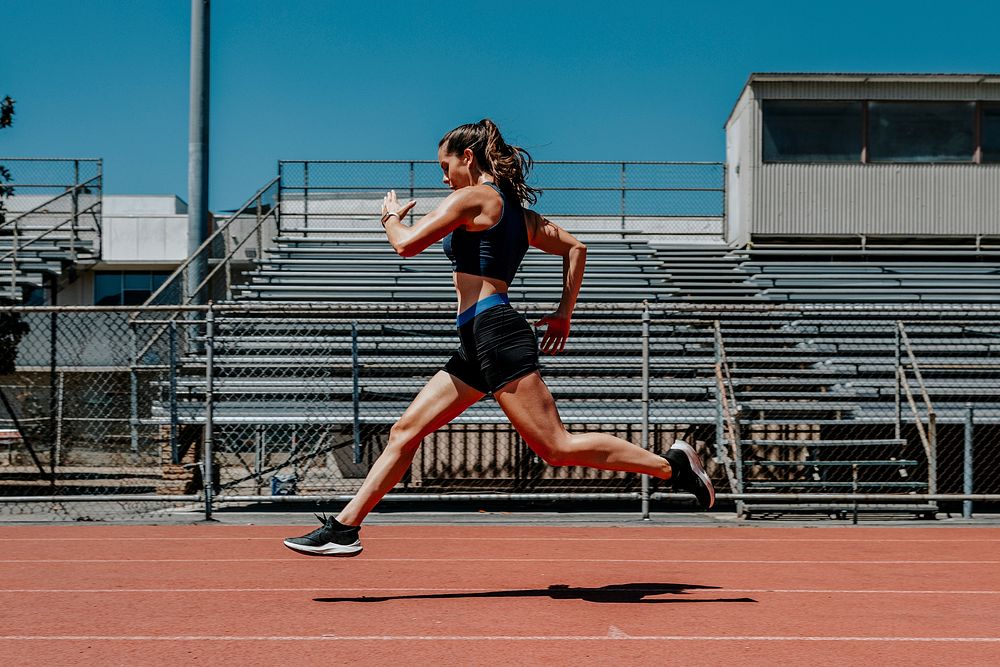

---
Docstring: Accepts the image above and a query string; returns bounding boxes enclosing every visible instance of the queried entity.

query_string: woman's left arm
[381,189,479,257]
[524,209,587,355]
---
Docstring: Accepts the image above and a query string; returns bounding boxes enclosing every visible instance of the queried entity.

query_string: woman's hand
[534,312,571,355]
[381,190,417,222]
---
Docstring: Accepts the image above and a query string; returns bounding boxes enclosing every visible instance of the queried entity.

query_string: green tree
[0,96,14,217]
[0,95,28,366]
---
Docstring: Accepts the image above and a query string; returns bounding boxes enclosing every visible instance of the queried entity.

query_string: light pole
[187,0,210,303]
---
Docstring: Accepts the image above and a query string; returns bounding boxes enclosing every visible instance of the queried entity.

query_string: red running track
[1,525,999,666]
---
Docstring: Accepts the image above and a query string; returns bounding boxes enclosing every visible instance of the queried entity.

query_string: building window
[867,102,975,163]
[762,101,863,163]
[982,104,1000,163]
[94,271,172,305]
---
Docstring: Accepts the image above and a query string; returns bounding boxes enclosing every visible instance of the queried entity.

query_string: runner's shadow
[314,582,756,604]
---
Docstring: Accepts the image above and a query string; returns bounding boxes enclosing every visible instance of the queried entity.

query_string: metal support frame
[55,371,64,467]
[620,162,627,230]
[169,320,179,464]
[640,303,650,519]
[129,323,140,456]
[203,303,215,520]
[964,404,975,519]
[47,287,57,486]
[352,321,361,464]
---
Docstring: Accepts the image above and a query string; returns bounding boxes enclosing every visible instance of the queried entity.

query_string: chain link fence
[1,302,998,521]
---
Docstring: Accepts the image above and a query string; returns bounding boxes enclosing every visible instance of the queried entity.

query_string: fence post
[620,162,627,231]
[303,161,310,232]
[352,321,361,464]
[55,371,64,467]
[169,319,179,464]
[713,321,725,487]
[409,162,416,224]
[640,302,650,520]
[277,161,284,235]
[893,323,901,440]
[129,321,140,458]
[928,410,937,496]
[203,303,215,520]
[8,217,16,295]
[255,190,264,269]
[71,159,79,259]
[48,301,57,487]
[964,404,974,519]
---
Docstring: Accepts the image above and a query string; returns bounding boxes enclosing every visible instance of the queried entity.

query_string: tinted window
[982,104,1000,163]
[762,101,863,163]
[94,273,122,306]
[868,102,975,163]
[94,271,172,306]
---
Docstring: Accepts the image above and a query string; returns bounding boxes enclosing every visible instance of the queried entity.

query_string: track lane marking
[1,587,998,594]
[2,635,999,642]
[2,558,998,564]
[1,536,998,543]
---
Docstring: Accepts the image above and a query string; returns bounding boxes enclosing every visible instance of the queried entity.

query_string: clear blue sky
[3,1,998,210]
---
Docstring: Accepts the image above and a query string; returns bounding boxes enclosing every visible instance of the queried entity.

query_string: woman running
[284,119,714,555]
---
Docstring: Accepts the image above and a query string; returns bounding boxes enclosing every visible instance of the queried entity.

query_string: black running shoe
[283,514,363,556]
[665,440,716,510]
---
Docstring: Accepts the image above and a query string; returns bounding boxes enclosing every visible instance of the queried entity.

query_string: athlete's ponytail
[439,119,541,205]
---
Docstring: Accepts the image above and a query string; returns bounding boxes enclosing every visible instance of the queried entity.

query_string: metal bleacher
[137,164,998,515]
[0,175,102,305]
[237,226,681,304]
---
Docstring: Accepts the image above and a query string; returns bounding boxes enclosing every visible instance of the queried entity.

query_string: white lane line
[2,558,998,564]
[0,587,998,595]
[1,635,999,642]
[1,536,998,543]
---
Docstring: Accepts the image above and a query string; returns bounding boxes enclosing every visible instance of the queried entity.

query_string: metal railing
[277,160,726,236]
[712,321,742,503]
[897,321,938,495]
[141,177,279,309]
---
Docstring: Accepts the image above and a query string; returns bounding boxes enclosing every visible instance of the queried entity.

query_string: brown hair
[438,119,541,205]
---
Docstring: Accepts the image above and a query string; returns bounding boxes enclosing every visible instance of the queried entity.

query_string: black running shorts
[443,303,540,394]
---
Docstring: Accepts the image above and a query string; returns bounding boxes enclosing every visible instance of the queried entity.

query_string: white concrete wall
[101,195,189,262]
[725,87,754,246]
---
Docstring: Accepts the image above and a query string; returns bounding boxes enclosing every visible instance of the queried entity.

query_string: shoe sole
[670,440,716,509]
[282,539,363,557]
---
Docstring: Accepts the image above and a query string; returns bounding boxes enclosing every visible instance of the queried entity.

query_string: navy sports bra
[442,182,528,286]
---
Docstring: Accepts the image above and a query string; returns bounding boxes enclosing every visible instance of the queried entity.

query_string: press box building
[725,73,1000,246]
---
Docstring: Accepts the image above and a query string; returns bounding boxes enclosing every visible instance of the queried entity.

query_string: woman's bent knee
[387,422,422,455]
[527,435,574,467]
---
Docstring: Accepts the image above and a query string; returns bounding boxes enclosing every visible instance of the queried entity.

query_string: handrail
[0,199,101,262]
[137,176,279,312]
[712,320,741,494]
[129,177,280,365]
[897,321,938,494]
[0,176,101,229]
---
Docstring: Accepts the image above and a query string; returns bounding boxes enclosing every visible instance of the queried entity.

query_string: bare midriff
[454,271,508,314]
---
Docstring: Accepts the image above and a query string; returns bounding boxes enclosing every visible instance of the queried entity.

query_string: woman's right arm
[381,189,481,257]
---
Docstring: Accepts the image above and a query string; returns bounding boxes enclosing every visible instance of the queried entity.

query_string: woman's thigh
[492,371,568,452]
[393,370,486,443]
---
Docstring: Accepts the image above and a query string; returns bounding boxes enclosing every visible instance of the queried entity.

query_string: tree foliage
[0,96,13,204]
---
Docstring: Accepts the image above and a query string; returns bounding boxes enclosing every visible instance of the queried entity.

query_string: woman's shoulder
[444,183,499,207]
